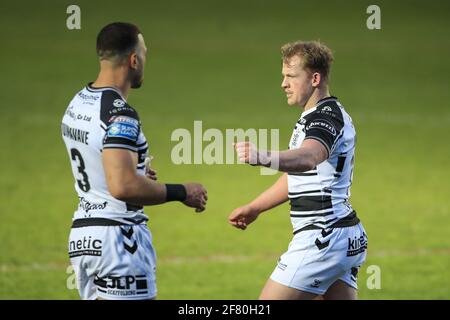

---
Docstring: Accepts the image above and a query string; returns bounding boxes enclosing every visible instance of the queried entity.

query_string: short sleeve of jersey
[100,92,141,152]
[303,108,344,156]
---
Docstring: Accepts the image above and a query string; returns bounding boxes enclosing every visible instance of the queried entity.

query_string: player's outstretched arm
[228,173,288,230]
[235,139,328,173]
[103,148,207,211]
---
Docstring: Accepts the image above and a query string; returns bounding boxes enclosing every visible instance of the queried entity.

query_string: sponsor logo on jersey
[78,92,99,101]
[94,275,149,297]
[113,99,126,108]
[75,114,92,122]
[290,130,301,148]
[65,105,76,120]
[276,258,287,271]
[108,106,136,115]
[106,119,139,141]
[109,115,139,126]
[78,197,107,213]
[61,123,89,145]
[347,232,368,256]
[68,236,102,257]
[322,106,332,112]
[306,119,337,136]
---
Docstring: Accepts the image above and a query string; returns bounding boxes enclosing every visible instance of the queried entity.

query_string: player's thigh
[259,279,318,300]
[69,224,157,300]
[323,280,357,300]
[95,225,157,300]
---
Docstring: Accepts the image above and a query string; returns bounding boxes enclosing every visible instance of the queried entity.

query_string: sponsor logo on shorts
[68,236,102,257]
[347,232,368,256]
[310,279,322,288]
[94,275,149,297]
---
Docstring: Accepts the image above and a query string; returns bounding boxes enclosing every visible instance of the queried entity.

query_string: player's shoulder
[312,96,344,121]
[95,87,140,124]
[302,96,346,136]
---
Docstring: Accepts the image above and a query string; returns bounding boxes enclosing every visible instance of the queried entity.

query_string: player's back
[61,84,149,224]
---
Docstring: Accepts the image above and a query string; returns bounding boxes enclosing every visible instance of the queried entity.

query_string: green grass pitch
[0,0,449,299]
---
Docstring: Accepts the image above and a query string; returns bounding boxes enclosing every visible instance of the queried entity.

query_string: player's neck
[303,86,330,111]
[92,64,130,100]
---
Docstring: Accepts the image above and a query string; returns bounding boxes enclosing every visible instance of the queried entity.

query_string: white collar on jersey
[86,82,127,102]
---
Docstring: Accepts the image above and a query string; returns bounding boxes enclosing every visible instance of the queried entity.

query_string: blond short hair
[281,41,334,81]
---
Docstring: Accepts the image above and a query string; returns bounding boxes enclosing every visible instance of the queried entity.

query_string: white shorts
[270,223,368,295]
[68,222,157,300]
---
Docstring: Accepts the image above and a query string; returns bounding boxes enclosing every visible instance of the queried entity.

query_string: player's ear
[311,72,321,88]
[129,52,138,70]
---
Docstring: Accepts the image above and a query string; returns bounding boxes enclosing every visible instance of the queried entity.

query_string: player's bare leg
[323,280,357,300]
[259,279,317,300]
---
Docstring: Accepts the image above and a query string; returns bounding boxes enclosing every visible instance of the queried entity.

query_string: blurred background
[0,0,449,299]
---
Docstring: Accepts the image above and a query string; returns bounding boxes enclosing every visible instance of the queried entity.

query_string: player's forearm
[111,174,168,205]
[266,148,317,173]
[249,173,288,214]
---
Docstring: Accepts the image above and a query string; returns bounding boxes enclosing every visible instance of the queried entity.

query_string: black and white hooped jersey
[288,96,356,233]
[61,84,149,224]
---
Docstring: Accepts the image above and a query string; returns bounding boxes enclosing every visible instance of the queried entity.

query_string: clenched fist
[228,204,261,230]
[183,183,208,213]
[234,142,271,166]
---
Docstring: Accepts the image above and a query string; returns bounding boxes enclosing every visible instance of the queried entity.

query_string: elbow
[302,159,316,172]
[299,156,317,172]
[109,183,132,202]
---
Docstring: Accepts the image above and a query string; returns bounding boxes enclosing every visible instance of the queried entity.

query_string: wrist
[248,202,263,215]
[165,184,187,202]
[257,150,272,167]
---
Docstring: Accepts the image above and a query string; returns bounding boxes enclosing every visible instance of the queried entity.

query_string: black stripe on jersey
[126,203,143,212]
[72,218,129,228]
[104,136,138,147]
[290,195,333,212]
[290,210,334,218]
[311,217,338,225]
[288,189,332,196]
[288,172,318,176]
[103,144,138,152]
[137,147,148,164]
[136,141,147,148]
